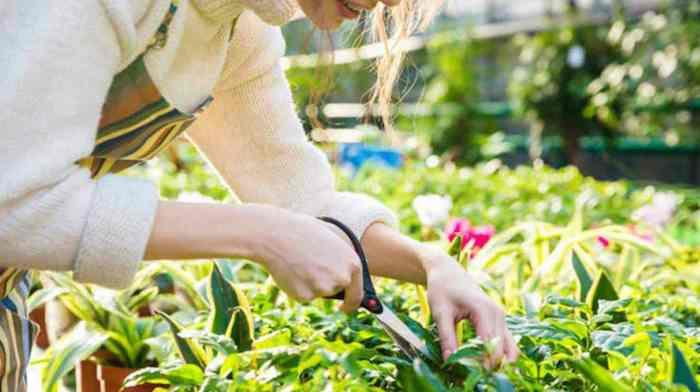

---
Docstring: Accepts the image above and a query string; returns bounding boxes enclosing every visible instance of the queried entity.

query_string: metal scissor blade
[373,305,431,360]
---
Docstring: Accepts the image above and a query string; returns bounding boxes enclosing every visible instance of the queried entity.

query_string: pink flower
[445,219,495,251]
[445,218,471,242]
[470,225,495,249]
[597,236,610,248]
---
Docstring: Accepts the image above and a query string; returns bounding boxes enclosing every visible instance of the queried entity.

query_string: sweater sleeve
[185,14,397,239]
[0,2,159,289]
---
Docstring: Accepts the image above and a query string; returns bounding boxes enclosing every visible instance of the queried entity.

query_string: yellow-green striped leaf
[671,343,699,392]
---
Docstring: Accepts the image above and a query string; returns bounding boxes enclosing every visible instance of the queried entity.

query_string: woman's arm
[143,201,259,261]
[361,223,519,365]
[360,223,427,284]
[185,15,516,365]
[143,200,368,311]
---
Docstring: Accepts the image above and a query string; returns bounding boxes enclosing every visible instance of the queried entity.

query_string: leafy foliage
[586,2,700,143]
[509,7,621,164]
[397,32,501,164]
[67,152,700,391]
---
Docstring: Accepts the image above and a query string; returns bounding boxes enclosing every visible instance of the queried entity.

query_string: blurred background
[281,0,699,184]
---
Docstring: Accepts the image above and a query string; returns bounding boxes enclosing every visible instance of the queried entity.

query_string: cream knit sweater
[0,0,397,289]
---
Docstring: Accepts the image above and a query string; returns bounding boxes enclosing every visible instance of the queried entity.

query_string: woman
[1,0,518,388]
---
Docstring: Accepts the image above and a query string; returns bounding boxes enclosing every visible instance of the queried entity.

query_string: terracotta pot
[28,305,49,349]
[77,351,113,392]
[97,365,159,392]
[77,358,101,392]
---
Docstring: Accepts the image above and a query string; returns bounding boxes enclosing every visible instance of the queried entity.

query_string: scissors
[319,216,431,360]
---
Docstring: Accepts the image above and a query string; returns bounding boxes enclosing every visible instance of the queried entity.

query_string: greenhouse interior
[3,0,698,391]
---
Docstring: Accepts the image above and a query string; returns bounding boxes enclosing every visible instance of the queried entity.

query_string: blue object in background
[338,143,403,173]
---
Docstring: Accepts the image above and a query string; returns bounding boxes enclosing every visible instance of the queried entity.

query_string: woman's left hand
[421,247,520,367]
[359,222,518,368]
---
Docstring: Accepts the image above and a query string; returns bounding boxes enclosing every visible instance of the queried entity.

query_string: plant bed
[39,160,699,391]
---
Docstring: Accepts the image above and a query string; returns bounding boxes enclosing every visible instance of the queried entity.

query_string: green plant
[585,2,700,144]
[509,7,621,165]
[115,152,700,391]
[123,264,256,390]
[397,31,500,164]
[34,269,166,392]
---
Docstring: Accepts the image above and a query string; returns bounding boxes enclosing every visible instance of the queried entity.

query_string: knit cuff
[192,0,298,25]
[73,175,159,289]
[319,192,399,242]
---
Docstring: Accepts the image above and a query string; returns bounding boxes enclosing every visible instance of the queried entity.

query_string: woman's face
[295,0,400,30]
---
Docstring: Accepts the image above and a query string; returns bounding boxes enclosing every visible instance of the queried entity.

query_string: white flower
[632,191,679,227]
[567,46,586,69]
[412,194,452,226]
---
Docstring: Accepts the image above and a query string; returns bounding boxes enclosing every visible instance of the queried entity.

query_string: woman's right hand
[250,206,365,313]
[145,202,365,312]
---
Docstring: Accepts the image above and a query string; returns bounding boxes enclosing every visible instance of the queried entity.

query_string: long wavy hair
[366,1,441,137]
[308,2,442,138]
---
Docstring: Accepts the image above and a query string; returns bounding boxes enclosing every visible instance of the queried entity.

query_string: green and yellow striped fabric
[77,55,213,179]
[0,273,36,391]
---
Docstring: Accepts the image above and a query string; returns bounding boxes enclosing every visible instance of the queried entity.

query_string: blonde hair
[307,2,442,138]
[367,1,441,139]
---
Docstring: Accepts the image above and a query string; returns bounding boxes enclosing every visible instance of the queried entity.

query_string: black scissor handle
[318,217,383,314]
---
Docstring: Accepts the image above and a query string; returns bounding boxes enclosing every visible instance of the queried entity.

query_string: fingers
[339,262,363,314]
[473,306,508,369]
[504,330,520,363]
[474,321,497,369]
[292,287,315,303]
[434,309,458,360]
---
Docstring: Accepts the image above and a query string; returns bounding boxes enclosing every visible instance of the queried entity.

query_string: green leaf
[446,340,486,366]
[572,254,593,302]
[507,316,579,341]
[123,364,204,387]
[397,358,448,392]
[46,272,106,325]
[447,235,463,257]
[591,324,635,355]
[179,330,238,355]
[26,286,68,313]
[207,263,254,351]
[622,332,651,358]
[157,311,206,369]
[255,329,292,350]
[208,263,238,335]
[198,375,232,392]
[40,322,108,392]
[229,305,254,352]
[397,314,442,365]
[126,286,159,312]
[587,271,619,313]
[671,343,699,392]
[570,358,633,392]
[158,263,208,310]
[493,373,515,392]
